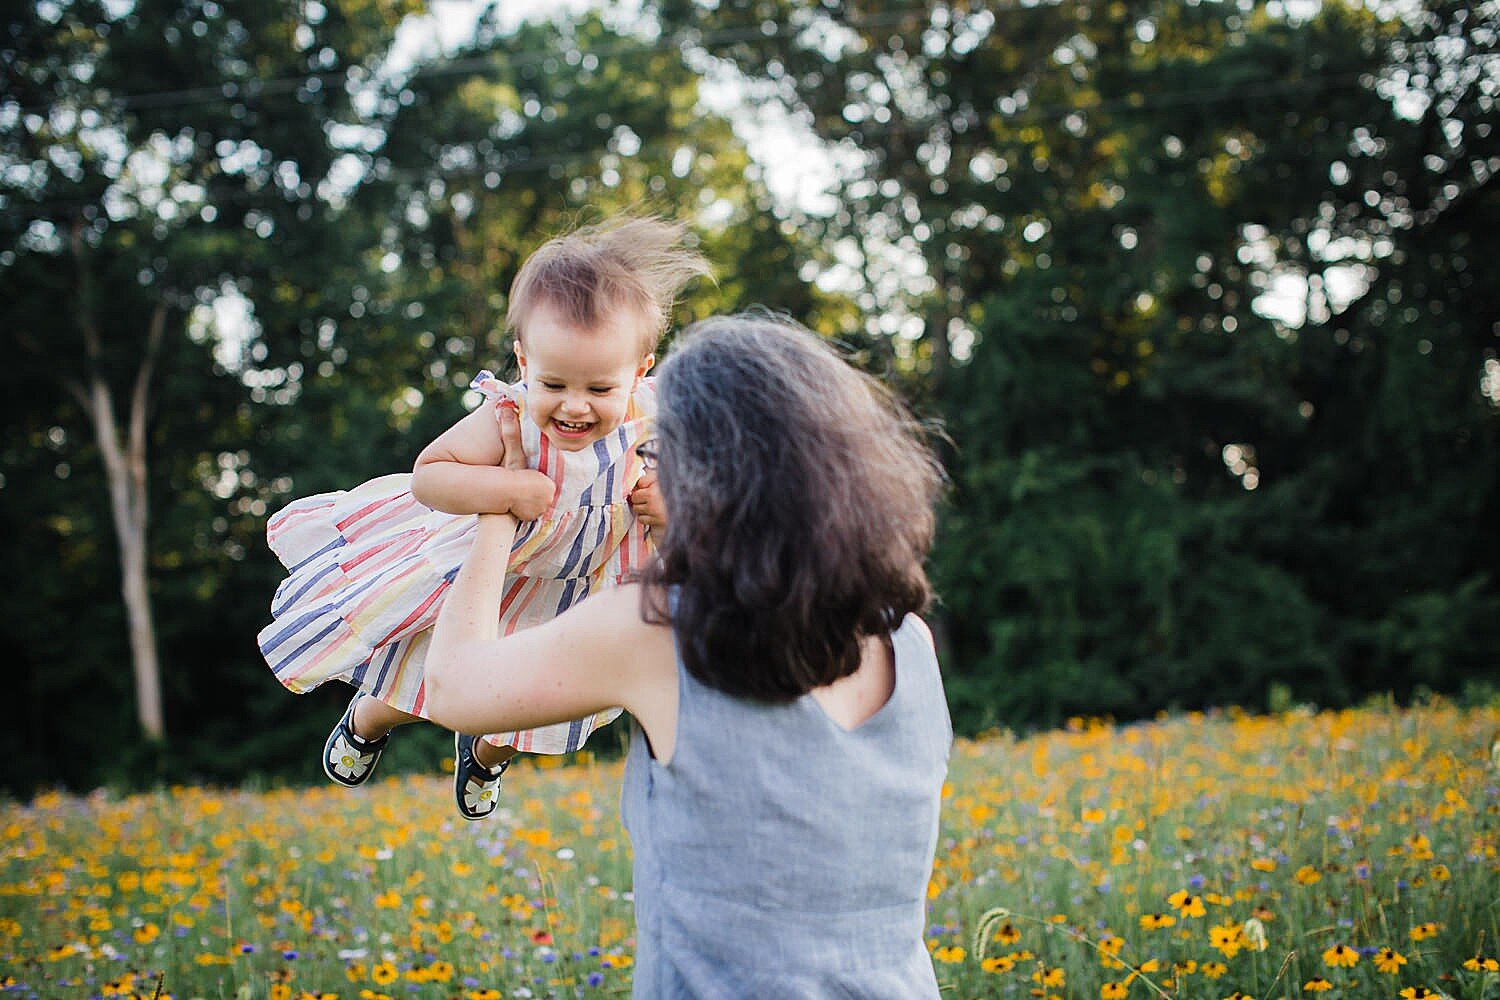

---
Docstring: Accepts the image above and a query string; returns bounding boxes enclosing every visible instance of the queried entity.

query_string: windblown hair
[643,314,946,702]
[507,215,712,353]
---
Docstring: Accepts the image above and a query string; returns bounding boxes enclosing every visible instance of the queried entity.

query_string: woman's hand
[629,471,667,531]
[497,402,556,520]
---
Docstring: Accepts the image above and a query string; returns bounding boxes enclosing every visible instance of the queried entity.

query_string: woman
[425,313,951,997]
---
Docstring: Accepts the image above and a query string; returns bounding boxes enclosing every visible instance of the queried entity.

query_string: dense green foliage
[2,1,1496,793]
[656,0,1500,731]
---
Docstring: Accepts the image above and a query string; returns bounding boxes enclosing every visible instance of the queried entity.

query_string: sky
[391,0,843,214]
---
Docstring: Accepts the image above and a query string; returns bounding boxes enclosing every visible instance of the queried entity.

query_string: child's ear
[514,339,529,378]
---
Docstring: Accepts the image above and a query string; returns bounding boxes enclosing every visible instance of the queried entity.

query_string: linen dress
[620,612,952,997]
[257,371,654,754]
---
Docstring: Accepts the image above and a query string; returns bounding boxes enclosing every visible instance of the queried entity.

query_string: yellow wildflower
[1322,944,1359,968]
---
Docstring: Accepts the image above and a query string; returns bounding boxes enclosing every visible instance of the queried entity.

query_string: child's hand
[498,401,555,521]
[629,472,667,531]
[506,473,556,521]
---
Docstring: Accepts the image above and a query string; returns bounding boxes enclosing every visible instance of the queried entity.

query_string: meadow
[2,700,1496,1000]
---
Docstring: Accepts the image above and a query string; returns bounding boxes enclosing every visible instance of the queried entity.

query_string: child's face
[515,302,654,451]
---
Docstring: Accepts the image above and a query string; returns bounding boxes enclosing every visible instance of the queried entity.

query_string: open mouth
[550,418,594,439]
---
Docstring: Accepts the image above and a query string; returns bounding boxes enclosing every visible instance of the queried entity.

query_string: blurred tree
[0,2,837,791]
[656,0,1500,728]
[0,0,422,749]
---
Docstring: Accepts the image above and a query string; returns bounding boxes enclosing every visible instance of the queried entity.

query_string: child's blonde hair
[506,215,713,355]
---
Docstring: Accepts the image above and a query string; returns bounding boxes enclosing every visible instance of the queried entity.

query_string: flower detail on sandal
[454,732,510,821]
[322,693,389,787]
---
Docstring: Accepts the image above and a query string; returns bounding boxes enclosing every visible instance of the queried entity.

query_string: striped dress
[257,371,655,755]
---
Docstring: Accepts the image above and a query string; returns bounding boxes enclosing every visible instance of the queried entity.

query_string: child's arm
[422,409,678,747]
[412,406,556,519]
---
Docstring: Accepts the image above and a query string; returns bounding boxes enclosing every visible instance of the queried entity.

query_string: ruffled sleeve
[470,370,524,409]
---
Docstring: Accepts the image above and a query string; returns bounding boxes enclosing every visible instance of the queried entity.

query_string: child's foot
[323,693,389,787]
[454,733,510,821]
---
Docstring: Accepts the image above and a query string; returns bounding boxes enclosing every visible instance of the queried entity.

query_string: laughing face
[514,301,655,451]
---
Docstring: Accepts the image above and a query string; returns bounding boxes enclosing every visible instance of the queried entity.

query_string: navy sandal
[322,693,390,787]
[454,732,510,821]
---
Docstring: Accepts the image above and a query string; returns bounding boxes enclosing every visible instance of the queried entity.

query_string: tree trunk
[66,222,167,742]
[87,367,165,741]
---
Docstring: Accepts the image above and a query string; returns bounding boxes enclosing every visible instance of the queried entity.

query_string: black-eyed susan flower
[370,962,398,985]
[1303,977,1334,992]
[1373,947,1407,974]
[1210,921,1245,958]
[1322,944,1359,968]
[1200,961,1228,979]
[1430,864,1450,881]
[1101,982,1128,999]
[1409,922,1441,941]
[1463,956,1500,972]
[1294,865,1322,885]
[1406,834,1435,860]
[1399,988,1436,999]
[1140,913,1176,930]
[933,945,965,963]
[1098,934,1126,969]
[1032,965,1066,989]
[1168,890,1207,918]
[981,955,1016,973]
[993,921,1022,945]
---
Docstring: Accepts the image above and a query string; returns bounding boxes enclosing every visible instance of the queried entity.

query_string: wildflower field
[3,701,1497,1000]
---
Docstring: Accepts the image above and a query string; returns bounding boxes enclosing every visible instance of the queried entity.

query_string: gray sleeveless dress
[620,614,952,998]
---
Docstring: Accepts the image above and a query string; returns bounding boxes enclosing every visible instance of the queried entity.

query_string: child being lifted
[258,214,710,819]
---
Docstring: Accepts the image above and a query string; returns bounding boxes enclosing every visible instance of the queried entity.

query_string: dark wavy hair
[642,314,946,701]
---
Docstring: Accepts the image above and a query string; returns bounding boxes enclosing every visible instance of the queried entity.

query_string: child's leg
[473,740,517,771]
[454,734,517,821]
[351,695,423,741]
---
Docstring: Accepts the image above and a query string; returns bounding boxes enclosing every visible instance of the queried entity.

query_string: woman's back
[621,614,951,998]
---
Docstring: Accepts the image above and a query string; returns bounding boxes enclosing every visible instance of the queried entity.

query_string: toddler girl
[258,215,709,819]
